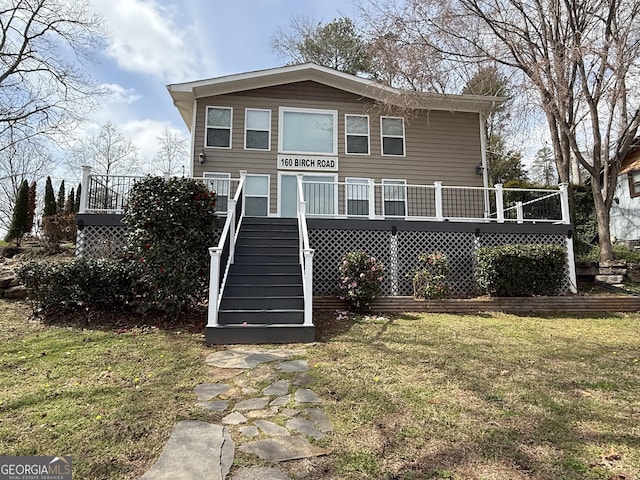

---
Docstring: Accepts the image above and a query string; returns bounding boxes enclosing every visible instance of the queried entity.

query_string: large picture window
[206,107,232,148]
[279,107,337,155]
[345,115,370,154]
[381,117,405,156]
[245,108,271,150]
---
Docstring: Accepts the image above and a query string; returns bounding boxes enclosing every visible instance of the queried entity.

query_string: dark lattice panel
[76,225,127,258]
[396,231,478,296]
[309,229,393,295]
[309,228,573,297]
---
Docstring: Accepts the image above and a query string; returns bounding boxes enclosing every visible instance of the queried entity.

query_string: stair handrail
[207,171,247,328]
[296,175,314,327]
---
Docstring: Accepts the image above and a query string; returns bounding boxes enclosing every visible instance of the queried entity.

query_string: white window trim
[345,114,370,155]
[244,174,270,215]
[382,178,408,217]
[205,106,232,149]
[244,108,271,151]
[278,106,338,156]
[277,172,339,217]
[345,177,370,216]
[380,116,406,157]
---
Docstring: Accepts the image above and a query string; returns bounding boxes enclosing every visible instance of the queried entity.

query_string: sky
[78,0,359,175]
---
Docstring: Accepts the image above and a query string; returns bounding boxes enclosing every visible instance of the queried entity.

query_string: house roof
[166,63,504,129]
[620,140,640,174]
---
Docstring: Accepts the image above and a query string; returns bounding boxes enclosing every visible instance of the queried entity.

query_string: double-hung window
[346,178,370,216]
[345,115,370,154]
[206,107,232,148]
[245,109,271,150]
[383,179,407,216]
[381,117,405,156]
[629,171,640,198]
[279,107,337,155]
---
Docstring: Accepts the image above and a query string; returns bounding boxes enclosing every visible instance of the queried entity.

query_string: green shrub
[410,252,450,299]
[17,258,137,310]
[338,251,385,311]
[41,212,77,251]
[475,243,567,296]
[122,176,218,316]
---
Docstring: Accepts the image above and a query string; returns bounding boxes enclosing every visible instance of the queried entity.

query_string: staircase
[205,217,315,345]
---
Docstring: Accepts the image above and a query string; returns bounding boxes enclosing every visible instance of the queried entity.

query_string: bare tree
[69,122,140,177]
[155,126,188,177]
[360,0,640,261]
[0,0,105,150]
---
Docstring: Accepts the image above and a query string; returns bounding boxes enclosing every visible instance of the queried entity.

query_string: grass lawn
[310,311,640,479]
[1,300,639,480]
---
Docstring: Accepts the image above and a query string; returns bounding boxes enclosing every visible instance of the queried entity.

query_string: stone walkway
[140,347,333,479]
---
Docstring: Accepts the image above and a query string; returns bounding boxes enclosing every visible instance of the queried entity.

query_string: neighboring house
[611,142,640,244]
[76,63,576,345]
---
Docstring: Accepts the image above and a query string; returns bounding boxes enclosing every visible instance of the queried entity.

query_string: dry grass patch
[308,311,640,480]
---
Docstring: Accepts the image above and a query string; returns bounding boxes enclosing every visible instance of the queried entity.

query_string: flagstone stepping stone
[280,408,298,418]
[208,366,244,381]
[304,408,333,433]
[277,360,309,373]
[222,412,248,425]
[246,408,278,419]
[239,435,331,462]
[285,418,324,440]
[294,388,321,404]
[269,395,290,407]
[140,420,234,480]
[219,387,242,400]
[234,397,270,411]
[251,364,278,384]
[206,348,305,369]
[239,425,260,437]
[263,379,290,396]
[291,372,313,386]
[196,400,229,412]
[232,466,292,480]
[241,387,258,395]
[254,420,290,436]
[194,383,231,401]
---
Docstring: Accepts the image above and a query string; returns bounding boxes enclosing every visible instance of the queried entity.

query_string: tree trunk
[592,183,614,261]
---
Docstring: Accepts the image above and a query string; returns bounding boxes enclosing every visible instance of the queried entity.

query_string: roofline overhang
[167,63,504,130]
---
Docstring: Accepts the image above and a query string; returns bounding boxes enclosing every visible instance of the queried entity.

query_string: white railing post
[303,250,314,326]
[80,166,92,213]
[516,201,523,224]
[207,247,221,327]
[368,178,376,219]
[239,170,247,217]
[228,198,236,263]
[559,182,571,224]
[434,181,444,221]
[495,184,505,223]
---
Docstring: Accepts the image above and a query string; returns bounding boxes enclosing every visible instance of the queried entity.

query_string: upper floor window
[206,107,232,148]
[345,115,370,155]
[279,107,337,155]
[381,117,405,156]
[245,108,271,150]
[629,171,640,198]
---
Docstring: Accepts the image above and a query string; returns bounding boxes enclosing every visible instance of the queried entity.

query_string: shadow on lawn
[28,305,207,334]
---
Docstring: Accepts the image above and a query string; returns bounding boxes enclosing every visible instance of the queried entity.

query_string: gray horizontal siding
[192,81,483,215]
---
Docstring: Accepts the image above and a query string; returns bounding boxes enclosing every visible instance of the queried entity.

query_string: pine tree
[74,183,82,213]
[56,180,65,212]
[43,177,57,217]
[26,181,36,234]
[4,180,29,246]
[65,188,75,214]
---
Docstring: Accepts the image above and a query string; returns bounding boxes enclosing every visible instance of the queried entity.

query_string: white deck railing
[79,166,570,225]
[296,175,314,327]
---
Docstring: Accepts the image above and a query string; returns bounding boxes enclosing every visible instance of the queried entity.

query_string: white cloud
[92,0,196,81]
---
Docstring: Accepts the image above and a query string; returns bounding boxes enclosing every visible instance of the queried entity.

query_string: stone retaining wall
[0,269,26,299]
[576,261,640,284]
